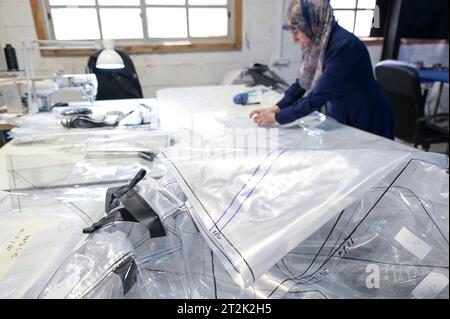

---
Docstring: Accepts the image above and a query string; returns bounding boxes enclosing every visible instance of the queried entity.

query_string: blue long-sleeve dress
[275,21,394,139]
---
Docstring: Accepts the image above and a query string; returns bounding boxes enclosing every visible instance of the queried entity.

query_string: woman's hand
[250,105,279,127]
[253,112,276,127]
[249,105,279,119]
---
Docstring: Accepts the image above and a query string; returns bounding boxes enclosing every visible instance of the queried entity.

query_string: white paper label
[0,220,43,279]
[412,272,449,299]
[394,227,432,260]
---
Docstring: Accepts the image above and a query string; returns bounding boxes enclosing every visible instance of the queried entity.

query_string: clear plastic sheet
[210,112,414,152]
[0,190,102,298]
[12,155,446,299]
[31,176,300,299]
[159,147,410,288]
[6,112,63,135]
[199,112,448,168]
[38,223,148,299]
[279,158,449,299]
[1,104,448,299]
[6,153,167,193]
[8,127,173,153]
[29,177,188,299]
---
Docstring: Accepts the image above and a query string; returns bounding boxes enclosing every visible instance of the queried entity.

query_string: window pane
[334,10,355,33]
[99,0,140,5]
[330,0,356,9]
[357,0,376,9]
[146,0,185,5]
[188,0,227,5]
[354,10,374,36]
[189,8,228,37]
[51,8,100,40]
[100,9,143,39]
[147,8,187,38]
[49,0,95,5]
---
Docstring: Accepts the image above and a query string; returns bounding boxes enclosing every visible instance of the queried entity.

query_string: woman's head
[283,0,333,46]
[284,0,335,92]
[290,29,312,46]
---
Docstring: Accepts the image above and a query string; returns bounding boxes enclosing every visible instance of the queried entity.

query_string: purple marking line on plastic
[208,150,277,232]
[219,149,288,232]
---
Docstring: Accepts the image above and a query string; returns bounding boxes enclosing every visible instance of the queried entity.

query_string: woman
[251,0,394,139]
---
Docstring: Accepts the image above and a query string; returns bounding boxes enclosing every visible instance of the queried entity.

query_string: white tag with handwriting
[412,272,449,299]
[0,220,42,279]
[394,227,431,260]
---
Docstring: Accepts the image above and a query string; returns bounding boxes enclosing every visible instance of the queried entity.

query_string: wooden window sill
[400,38,449,45]
[357,38,449,47]
[359,37,384,46]
[39,41,242,56]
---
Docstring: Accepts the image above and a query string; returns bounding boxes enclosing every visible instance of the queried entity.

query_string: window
[30,0,242,55]
[330,0,377,37]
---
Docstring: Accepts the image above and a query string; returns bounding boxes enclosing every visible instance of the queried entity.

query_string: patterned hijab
[283,0,334,94]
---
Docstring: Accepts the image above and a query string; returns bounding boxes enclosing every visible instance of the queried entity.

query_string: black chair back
[375,63,424,142]
[87,50,143,101]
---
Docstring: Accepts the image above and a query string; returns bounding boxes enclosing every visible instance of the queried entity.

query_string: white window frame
[30,0,242,55]
[332,0,377,36]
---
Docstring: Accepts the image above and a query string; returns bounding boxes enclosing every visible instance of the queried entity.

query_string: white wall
[0,26,5,70]
[0,0,284,98]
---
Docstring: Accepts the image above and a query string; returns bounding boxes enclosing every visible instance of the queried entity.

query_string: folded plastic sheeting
[271,158,449,299]
[0,189,105,298]
[23,176,305,299]
[159,147,411,287]
[0,154,448,299]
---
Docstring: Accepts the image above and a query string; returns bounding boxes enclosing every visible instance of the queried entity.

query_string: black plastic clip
[105,169,147,213]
